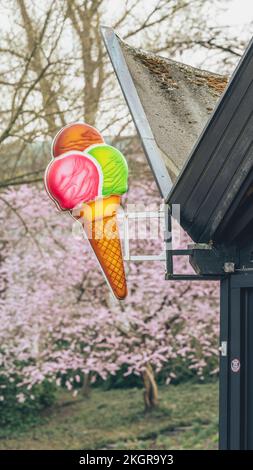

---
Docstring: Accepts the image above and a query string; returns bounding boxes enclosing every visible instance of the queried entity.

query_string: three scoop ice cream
[44,122,128,300]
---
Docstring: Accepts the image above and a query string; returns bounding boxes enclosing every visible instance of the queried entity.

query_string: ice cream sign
[44,122,128,300]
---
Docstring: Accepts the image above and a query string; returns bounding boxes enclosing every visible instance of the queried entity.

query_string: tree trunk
[82,373,91,398]
[142,364,158,411]
[17,0,66,134]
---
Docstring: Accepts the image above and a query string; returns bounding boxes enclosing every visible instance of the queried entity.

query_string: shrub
[0,374,56,434]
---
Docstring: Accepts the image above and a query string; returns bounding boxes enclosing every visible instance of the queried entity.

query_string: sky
[1,0,252,30]
[218,0,253,25]
[1,1,253,62]
[172,0,253,71]
[1,0,253,136]
[103,0,253,73]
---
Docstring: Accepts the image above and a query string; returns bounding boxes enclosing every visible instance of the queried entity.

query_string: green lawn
[0,382,218,450]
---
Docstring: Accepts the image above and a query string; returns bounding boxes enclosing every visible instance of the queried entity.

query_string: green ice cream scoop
[86,144,128,196]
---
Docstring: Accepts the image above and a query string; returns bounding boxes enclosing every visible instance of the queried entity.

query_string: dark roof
[169,37,253,246]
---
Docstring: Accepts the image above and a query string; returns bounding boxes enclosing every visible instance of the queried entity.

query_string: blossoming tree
[0,158,219,409]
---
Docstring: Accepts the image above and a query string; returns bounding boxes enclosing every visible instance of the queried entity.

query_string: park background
[0,0,252,450]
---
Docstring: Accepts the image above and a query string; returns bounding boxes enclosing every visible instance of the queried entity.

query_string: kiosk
[102,27,253,449]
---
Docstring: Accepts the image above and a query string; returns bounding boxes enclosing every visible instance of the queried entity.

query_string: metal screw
[224,262,235,273]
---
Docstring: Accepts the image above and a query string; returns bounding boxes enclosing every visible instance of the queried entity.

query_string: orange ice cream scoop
[52,122,104,157]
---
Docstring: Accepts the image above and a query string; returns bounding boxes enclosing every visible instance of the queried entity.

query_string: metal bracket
[219,341,228,357]
[164,205,226,280]
[119,210,218,276]
[119,205,228,281]
[118,210,166,262]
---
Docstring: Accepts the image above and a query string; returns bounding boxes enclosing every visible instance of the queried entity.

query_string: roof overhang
[102,26,253,246]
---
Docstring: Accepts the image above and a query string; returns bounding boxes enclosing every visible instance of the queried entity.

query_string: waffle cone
[77,195,127,300]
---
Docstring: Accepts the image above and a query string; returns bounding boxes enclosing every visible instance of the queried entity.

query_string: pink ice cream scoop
[45,151,103,210]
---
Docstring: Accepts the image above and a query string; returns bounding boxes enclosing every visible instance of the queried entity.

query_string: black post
[219,272,253,449]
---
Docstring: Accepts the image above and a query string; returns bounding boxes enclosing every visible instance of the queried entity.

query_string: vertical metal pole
[164,204,173,276]
[219,277,229,449]
[219,272,253,449]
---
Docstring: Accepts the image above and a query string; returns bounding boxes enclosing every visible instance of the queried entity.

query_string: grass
[0,382,218,450]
